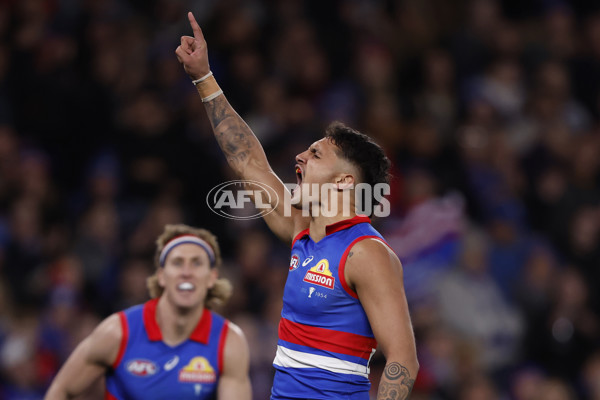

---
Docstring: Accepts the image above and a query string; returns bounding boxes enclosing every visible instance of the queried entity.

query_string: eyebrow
[170,255,205,261]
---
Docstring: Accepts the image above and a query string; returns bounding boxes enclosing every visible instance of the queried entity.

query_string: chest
[114,340,219,400]
[285,239,352,312]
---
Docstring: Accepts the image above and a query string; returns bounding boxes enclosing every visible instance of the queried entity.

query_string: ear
[335,174,355,190]
[157,268,166,288]
[207,268,218,289]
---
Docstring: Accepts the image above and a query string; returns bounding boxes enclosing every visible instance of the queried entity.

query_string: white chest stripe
[272,345,371,378]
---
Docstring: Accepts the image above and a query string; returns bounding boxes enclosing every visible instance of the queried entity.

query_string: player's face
[158,243,217,310]
[292,138,354,207]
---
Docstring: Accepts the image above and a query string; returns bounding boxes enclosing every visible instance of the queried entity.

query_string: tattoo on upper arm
[204,96,254,169]
[377,362,415,400]
[348,251,354,258]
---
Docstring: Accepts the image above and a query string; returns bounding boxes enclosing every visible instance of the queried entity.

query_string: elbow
[413,357,420,375]
[386,352,419,378]
[228,158,255,180]
[411,349,420,375]
[44,387,62,400]
[405,355,419,378]
[226,160,246,178]
[45,383,74,400]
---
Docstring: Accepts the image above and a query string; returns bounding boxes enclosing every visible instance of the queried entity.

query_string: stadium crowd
[1,0,600,398]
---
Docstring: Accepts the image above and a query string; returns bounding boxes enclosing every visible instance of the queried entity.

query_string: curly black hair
[324,121,391,214]
[324,121,391,187]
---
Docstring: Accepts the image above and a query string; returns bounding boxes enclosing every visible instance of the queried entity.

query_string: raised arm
[345,239,419,400]
[175,12,305,244]
[217,322,251,400]
[45,314,122,400]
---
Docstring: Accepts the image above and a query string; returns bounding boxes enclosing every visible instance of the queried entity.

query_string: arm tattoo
[348,251,354,258]
[204,96,255,170]
[377,362,415,400]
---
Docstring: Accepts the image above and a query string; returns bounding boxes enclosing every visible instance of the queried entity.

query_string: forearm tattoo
[204,96,255,170]
[377,362,415,400]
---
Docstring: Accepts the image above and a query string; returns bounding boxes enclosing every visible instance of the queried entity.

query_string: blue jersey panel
[105,299,227,400]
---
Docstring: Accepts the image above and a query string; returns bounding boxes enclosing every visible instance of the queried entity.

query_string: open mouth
[295,165,303,185]
[178,282,195,291]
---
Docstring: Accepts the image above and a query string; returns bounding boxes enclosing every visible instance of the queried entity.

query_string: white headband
[159,235,216,267]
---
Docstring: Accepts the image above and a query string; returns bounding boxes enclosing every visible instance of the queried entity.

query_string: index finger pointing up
[188,12,204,41]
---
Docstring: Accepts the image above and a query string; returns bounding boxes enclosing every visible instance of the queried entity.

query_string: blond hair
[147,224,232,309]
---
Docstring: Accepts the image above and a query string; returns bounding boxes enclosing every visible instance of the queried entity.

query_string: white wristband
[201,89,224,102]
[192,71,213,85]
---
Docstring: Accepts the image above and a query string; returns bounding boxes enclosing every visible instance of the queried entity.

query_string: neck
[309,211,357,242]
[156,296,205,346]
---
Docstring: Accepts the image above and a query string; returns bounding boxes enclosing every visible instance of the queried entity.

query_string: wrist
[192,71,223,102]
[191,71,213,84]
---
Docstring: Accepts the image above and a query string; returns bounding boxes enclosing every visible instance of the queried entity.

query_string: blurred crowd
[1,0,600,399]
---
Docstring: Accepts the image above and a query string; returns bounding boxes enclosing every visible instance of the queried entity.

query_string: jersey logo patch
[289,254,300,271]
[303,259,335,290]
[164,355,179,371]
[302,255,314,267]
[178,357,217,383]
[126,359,158,377]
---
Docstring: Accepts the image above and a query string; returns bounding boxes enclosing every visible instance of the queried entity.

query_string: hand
[175,12,210,80]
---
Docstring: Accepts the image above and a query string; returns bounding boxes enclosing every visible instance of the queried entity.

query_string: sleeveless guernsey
[272,215,387,399]
[105,298,228,400]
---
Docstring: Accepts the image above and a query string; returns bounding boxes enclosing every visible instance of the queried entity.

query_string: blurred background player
[44,224,251,400]
[176,12,418,400]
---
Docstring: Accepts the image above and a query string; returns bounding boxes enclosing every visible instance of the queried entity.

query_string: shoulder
[349,237,398,265]
[221,321,249,375]
[87,313,125,367]
[345,237,403,287]
[90,313,124,347]
[337,221,384,247]
[223,321,248,353]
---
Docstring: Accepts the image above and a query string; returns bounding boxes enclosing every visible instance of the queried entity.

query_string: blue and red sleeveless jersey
[272,215,388,400]
[105,298,229,400]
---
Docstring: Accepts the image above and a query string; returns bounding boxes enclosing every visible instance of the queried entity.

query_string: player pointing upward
[177,12,418,400]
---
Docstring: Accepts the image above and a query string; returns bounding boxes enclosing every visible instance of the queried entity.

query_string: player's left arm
[345,239,419,400]
[217,322,251,400]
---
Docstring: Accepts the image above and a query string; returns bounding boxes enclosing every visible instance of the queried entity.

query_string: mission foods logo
[178,357,217,383]
[303,259,335,289]
[206,180,279,220]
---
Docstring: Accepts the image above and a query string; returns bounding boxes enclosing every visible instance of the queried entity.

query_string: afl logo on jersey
[303,259,335,289]
[126,359,158,376]
[289,254,300,271]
